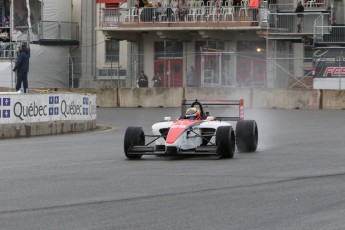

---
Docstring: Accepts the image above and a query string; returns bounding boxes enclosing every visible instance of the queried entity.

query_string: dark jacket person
[13,43,30,93]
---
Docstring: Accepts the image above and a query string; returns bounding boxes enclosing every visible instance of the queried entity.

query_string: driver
[185,107,201,120]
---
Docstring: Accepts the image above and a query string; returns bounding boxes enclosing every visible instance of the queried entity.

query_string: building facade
[1,0,344,89]
[91,0,342,89]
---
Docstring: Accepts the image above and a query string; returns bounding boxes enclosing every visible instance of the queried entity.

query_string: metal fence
[268,12,329,34]
[16,21,79,42]
[82,50,314,89]
[100,5,261,27]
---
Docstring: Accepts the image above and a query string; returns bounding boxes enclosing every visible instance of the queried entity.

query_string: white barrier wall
[0,93,97,138]
[0,93,96,123]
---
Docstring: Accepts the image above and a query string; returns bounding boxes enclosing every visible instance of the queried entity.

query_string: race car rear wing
[181,99,244,121]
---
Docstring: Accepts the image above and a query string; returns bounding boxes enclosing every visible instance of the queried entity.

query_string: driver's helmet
[185,107,201,120]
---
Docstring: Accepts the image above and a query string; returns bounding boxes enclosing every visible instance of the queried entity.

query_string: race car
[124,99,258,159]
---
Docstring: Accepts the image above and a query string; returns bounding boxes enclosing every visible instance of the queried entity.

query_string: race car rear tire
[216,126,235,159]
[124,126,145,159]
[236,120,258,152]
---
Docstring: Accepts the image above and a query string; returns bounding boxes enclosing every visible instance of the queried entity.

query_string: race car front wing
[126,145,219,156]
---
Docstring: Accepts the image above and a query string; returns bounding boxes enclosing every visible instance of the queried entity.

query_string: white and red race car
[124,99,258,159]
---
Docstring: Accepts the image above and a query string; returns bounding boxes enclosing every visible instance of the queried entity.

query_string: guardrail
[17,21,79,43]
[100,6,260,27]
[314,25,345,44]
[268,12,329,34]
[0,42,16,59]
[268,0,328,11]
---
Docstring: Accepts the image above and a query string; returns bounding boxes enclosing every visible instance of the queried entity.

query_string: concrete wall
[0,120,96,139]
[54,87,345,110]
[322,90,345,109]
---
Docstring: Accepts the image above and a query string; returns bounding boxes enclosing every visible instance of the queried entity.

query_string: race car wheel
[236,120,258,152]
[124,126,145,159]
[216,126,235,159]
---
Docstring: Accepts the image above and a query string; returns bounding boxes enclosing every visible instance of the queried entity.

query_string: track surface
[1,108,345,230]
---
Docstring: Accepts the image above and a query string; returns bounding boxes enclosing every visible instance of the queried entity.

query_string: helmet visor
[187,114,197,119]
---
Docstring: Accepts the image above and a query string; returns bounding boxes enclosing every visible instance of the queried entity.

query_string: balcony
[99,6,264,30]
[16,21,79,46]
[97,1,339,46]
[267,12,330,37]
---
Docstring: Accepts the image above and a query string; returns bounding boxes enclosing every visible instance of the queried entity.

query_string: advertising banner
[313,48,345,89]
[0,93,96,124]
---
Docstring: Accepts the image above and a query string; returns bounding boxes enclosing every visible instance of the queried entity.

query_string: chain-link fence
[85,49,313,89]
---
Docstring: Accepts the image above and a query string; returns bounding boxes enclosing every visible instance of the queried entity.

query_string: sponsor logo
[60,100,83,118]
[0,98,11,119]
[313,49,328,58]
[14,102,48,121]
[3,110,10,118]
[3,98,10,106]
[323,67,345,77]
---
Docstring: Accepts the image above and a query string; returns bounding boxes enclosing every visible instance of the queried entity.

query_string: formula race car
[124,99,258,159]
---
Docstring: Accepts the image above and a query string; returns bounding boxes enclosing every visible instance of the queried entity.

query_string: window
[105,39,119,63]
[154,41,183,59]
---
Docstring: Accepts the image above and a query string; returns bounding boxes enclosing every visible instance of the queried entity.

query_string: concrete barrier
[2,87,344,139]
[118,88,183,107]
[0,92,97,139]
[252,88,321,109]
[17,87,345,110]
[322,90,345,110]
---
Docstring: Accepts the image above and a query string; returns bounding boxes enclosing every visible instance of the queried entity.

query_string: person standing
[152,73,162,87]
[294,1,304,33]
[186,66,197,87]
[13,43,30,93]
[249,0,259,26]
[138,70,148,87]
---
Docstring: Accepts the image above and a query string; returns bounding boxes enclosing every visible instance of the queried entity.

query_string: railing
[268,12,329,34]
[100,6,261,27]
[0,42,16,59]
[314,25,345,44]
[17,21,79,42]
[100,7,331,37]
[269,0,328,11]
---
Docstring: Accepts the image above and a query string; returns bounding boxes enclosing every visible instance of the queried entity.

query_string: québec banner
[0,93,97,124]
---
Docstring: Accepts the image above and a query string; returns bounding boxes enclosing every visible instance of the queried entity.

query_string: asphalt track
[1,107,345,230]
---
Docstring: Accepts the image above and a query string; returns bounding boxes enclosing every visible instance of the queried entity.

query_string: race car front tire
[124,126,145,159]
[216,126,235,158]
[235,120,258,152]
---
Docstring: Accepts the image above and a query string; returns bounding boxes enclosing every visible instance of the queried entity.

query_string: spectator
[233,0,241,6]
[138,70,149,87]
[13,43,30,94]
[138,0,145,7]
[186,66,197,87]
[152,73,162,87]
[143,0,153,7]
[141,0,154,21]
[178,0,188,21]
[249,0,259,26]
[294,1,304,33]
[155,2,164,19]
